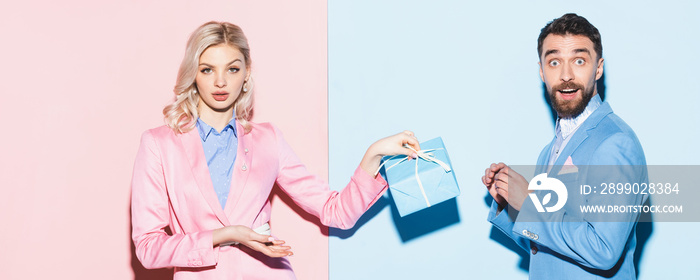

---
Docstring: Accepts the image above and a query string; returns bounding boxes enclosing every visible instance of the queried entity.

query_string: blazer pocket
[555,172,579,187]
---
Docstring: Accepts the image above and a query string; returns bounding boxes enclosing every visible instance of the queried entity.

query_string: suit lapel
[224,121,253,219]
[550,101,614,175]
[536,140,555,174]
[179,128,231,225]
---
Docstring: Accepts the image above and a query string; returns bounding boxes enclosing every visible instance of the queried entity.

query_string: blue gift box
[382,137,460,217]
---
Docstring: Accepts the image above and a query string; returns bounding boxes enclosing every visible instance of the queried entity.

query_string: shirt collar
[196,117,237,141]
[555,94,602,139]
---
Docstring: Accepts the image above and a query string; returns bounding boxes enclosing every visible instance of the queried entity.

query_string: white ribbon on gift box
[375,145,452,207]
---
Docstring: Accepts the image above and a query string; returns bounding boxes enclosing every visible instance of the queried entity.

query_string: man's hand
[492,165,530,211]
[482,162,508,207]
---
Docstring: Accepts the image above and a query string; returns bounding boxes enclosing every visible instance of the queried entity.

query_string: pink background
[0,0,328,279]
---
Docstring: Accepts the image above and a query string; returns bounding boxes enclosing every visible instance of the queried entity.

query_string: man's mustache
[552,81,584,93]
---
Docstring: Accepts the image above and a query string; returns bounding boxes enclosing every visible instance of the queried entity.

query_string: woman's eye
[200,68,212,74]
[229,67,240,73]
[549,60,560,67]
[575,58,585,65]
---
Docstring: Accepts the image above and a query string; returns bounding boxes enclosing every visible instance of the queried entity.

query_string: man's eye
[229,67,240,73]
[200,68,212,74]
[575,59,585,65]
[549,60,560,67]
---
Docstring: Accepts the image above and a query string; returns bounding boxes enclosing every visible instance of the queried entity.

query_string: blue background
[328,1,700,279]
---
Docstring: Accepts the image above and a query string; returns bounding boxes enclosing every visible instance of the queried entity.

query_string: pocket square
[558,156,578,175]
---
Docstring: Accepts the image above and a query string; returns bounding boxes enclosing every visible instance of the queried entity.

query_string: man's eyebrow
[544,49,559,58]
[573,48,591,55]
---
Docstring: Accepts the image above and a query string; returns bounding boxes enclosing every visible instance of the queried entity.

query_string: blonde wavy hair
[163,21,254,134]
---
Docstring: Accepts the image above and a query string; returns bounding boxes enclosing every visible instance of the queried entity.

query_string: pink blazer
[131,121,388,280]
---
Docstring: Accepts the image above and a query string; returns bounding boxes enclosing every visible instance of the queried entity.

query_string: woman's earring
[242,81,249,93]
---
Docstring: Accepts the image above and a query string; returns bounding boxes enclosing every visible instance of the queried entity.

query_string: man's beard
[548,81,594,119]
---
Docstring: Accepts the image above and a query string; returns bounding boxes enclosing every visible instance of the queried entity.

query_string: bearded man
[482,13,648,279]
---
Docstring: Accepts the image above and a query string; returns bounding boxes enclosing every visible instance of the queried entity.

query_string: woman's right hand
[359,130,421,177]
[213,225,293,258]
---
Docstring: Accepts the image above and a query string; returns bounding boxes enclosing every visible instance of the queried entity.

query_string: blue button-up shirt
[196,117,238,209]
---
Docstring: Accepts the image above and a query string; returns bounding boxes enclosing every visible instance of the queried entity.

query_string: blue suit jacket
[489,101,648,279]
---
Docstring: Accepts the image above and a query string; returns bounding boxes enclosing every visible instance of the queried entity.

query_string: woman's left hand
[213,225,293,258]
[360,130,420,177]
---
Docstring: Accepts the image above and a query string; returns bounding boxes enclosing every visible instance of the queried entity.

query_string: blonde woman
[130,21,419,279]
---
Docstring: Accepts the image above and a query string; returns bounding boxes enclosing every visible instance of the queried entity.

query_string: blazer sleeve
[131,130,219,269]
[272,126,388,229]
[512,133,648,270]
[487,200,531,253]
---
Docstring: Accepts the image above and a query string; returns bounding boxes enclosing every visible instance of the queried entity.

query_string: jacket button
[531,243,538,255]
[244,148,249,153]
[242,164,247,171]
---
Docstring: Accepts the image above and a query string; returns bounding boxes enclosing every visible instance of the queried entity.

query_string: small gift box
[380,137,460,217]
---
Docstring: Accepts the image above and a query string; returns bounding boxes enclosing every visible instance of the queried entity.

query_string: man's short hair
[537,13,602,60]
